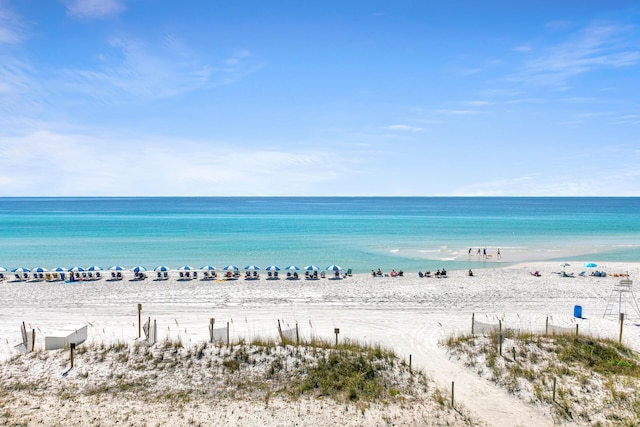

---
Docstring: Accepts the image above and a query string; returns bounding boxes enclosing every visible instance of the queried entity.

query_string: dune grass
[445,330,640,426]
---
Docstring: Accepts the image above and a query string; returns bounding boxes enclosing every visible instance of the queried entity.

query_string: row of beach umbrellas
[1,264,343,273]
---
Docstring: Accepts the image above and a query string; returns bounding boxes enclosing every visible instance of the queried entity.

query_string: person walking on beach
[497,248,501,259]
[483,248,487,258]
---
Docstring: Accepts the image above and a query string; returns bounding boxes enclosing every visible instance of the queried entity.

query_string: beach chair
[320,271,326,279]
[157,272,163,280]
[193,271,198,279]
[252,271,258,279]
[96,272,101,280]
[88,272,94,280]
[179,271,185,280]
[60,273,66,281]
[111,272,117,280]
[267,271,273,279]
[52,273,59,281]
[0,273,4,281]
[163,272,169,280]
[273,271,278,279]
[346,268,352,277]
[117,272,122,280]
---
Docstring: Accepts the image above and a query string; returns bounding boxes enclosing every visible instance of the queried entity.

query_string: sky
[1,0,639,196]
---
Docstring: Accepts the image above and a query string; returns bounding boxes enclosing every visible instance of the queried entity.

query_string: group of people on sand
[371,268,404,277]
[468,247,501,260]
[418,268,447,278]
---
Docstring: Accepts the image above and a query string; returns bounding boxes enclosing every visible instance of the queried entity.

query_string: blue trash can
[574,305,582,318]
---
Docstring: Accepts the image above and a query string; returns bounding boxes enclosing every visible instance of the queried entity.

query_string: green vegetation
[446,330,640,425]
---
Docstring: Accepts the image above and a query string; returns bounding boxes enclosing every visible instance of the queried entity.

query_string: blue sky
[1,0,639,196]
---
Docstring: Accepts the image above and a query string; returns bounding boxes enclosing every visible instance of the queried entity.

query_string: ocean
[1,197,639,273]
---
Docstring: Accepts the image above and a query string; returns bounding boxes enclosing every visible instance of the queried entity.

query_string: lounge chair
[346,268,352,277]
[273,271,278,279]
[164,271,169,280]
[96,272,101,280]
[320,271,326,279]
[193,271,198,279]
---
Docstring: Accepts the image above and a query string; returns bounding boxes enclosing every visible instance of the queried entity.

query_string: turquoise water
[1,197,639,273]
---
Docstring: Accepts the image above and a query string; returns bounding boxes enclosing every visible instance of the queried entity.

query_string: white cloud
[436,109,481,115]
[0,2,28,45]
[60,36,260,101]
[0,131,364,196]
[513,22,640,87]
[384,124,423,132]
[66,0,125,19]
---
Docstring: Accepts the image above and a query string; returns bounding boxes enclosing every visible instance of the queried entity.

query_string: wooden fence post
[471,313,475,334]
[619,313,625,343]
[451,381,455,407]
[70,343,76,369]
[499,320,503,356]
[545,316,549,334]
[137,304,142,338]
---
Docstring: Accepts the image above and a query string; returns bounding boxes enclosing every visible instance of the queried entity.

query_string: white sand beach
[2,261,640,426]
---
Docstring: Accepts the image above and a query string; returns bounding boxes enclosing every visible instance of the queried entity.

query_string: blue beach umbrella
[326,264,342,271]
[223,265,238,271]
[132,266,147,273]
[178,265,194,271]
[244,265,260,271]
[12,267,31,273]
[200,265,216,271]
[265,265,280,271]
[87,265,103,271]
[54,267,67,272]
[0,267,6,272]
[285,265,300,271]
[585,262,597,268]
[109,265,124,271]
[31,267,48,273]
[69,266,85,272]
[304,265,319,271]
[154,265,170,272]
